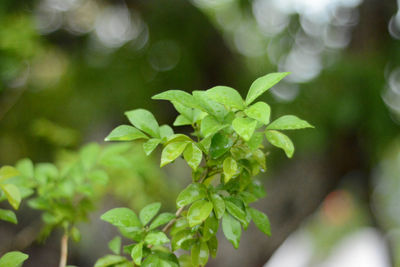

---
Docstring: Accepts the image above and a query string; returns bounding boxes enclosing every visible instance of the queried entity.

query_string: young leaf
[94,255,127,267]
[245,72,290,105]
[131,242,143,265]
[149,212,175,230]
[139,202,161,225]
[232,117,257,141]
[191,241,209,267]
[105,125,148,141]
[0,166,20,183]
[176,183,207,208]
[152,90,198,109]
[206,86,245,110]
[0,209,17,224]
[0,251,29,267]
[125,109,160,138]
[223,157,237,183]
[209,133,233,159]
[187,200,213,227]
[144,231,170,246]
[100,207,142,228]
[222,213,242,249]
[160,125,174,139]
[174,115,192,126]
[210,193,225,219]
[0,184,21,210]
[183,143,203,170]
[244,102,271,125]
[108,236,121,255]
[142,139,161,156]
[193,91,227,121]
[265,130,294,158]
[160,141,190,167]
[267,115,314,130]
[200,115,221,137]
[249,207,271,236]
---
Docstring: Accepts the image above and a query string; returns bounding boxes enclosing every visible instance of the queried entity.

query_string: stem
[59,233,68,267]
[161,206,185,233]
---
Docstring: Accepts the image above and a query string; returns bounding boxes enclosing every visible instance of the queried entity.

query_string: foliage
[97,72,313,266]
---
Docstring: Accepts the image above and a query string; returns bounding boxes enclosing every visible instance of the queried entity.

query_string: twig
[59,233,68,267]
[161,206,185,233]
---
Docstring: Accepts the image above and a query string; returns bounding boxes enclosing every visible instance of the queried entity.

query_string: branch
[59,233,68,267]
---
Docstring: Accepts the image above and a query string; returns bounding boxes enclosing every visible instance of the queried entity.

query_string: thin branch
[59,233,68,267]
[161,206,185,233]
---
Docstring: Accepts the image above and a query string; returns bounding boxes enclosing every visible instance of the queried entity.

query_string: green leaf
[249,207,271,236]
[94,255,127,267]
[193,91,227,121]
[171,229,195,251]
[267,115,314,130]
[152,90,198,109]
[232,117,257,141]
[0,209,17,224]
[149,212,175,230]
[108,236,121,255]
[143,138,161,156]
[223,157,237,183]
[191,241,209,267]
[210,193,225,219]
[101,208,142,228]
[70,227,81,242]
[200,115,221,137]
[0,184,21,210]
[203,212,219,241]
[160,141,190,167]
[207,236,218,258]
[209,133,233,159]
[144,231,170,246]
[246,132,264,151]
[176,183,207,208]
[105,125,148,141]
[222,213,241,249]
[0,166,20,183]
[265,130,294,158]
[173,115,192,126]
[139,202,161,225]
[183,143,203,170]
[0,251,29,267]
[225,200,248,228]
[187,200,213,227]
[245,72,290,105]
[160,125,174,139]
[125,109,160,138]
[131,242,143,265]
[244,102,271,125]
[206,86,245,110]
[15,159,34,178]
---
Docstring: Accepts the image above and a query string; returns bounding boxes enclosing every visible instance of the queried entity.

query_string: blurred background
[0,0,400,266]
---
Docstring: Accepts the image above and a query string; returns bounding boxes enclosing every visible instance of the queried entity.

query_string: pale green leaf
[225,200,248,228]
[267,115,314,130]
[232,117,257,141]
[160,125,174,139]
[223,157,237,183]
[0,184,21,210]
[210,193,225,219]
[149,212,175,230]
[0,166,20,183]
[144,231,170,246]
[193,91,227,121]
[222,213,241,249]
[139,202,161,225]
[125,109,160,138]
[191,241,209,267]
[131,242,143,265]
[15,159,34,178]
[173,115,192,126]
[0,209,17,224]
[187,200,213,227]
[105,125,148,141]
[152,90,199,109]
[176,183,207,208]
[100,208,142,228]
[0,251,29,267]
[244,102,271,125]
[160,141,190,167]
[94,255,127,267]
[245,72,290,105]
[206,86,245,110]
[183,143,203,170]
[108,236,121,255]
[265,130,294,158]
[142,138,161,156]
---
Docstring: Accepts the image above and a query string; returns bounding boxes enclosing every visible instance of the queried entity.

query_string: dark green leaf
[267,115,314,130]
[245,72,290,105]
[209,133,233,159]
[0,209,17,224]
[232,117,257,141]
[0,251,29,267]
[160,141,190,167]
[125,109,160,138]
[244,102,271,125]
[249,207,271,236]
[207,236,218,258]
[265,130,294,158]
[206,86,245,110]
[139,202,161,225]
[105,125,148,141]
[176,183,207,208]
[187,200,213,227]
[183,143,203,170]
[222,213,241,249]
[202,212,219,241]
[149,212,175,230]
